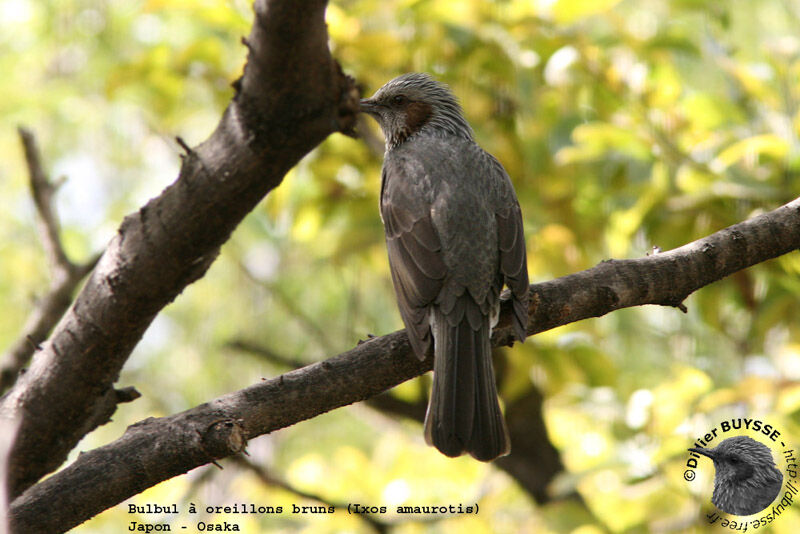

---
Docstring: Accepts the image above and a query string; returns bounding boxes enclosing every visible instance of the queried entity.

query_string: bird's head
[360,73,473,149]
[690,435,778,486]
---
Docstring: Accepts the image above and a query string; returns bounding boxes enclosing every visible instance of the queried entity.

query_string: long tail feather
[424,306,510,461]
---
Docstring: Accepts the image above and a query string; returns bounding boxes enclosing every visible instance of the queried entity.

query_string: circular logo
[684,419,797,527]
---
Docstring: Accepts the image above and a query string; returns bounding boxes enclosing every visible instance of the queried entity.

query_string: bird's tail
[424,304,510,461]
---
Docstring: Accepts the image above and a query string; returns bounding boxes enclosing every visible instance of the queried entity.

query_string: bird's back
[382,134,512,311]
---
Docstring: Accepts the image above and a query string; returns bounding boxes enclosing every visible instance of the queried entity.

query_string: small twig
[175,136,193,157]
[18,127,73,277]
[24,336,42,352]
[0,130,103,394]
[114,386,142,404]
[225,339,307,369]
[236,259,338,353]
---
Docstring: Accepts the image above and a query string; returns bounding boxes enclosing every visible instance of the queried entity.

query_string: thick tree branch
[235,339,572,505]
[508,196,800,343]
[0,129,101,394]
[0,0,359,500]
[0,256,99,394]
[9,196,800,533]
[0,417,18,534]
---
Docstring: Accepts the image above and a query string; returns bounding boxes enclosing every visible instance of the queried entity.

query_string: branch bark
[237,339,573,505]
[8,196,800,533]
[0,0,359,500]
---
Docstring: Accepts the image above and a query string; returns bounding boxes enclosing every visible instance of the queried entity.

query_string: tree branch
[0,129,102,394]
[18,127,71,276]
[0,416,19,534]
[0,0,359,500]
[232,339,574,505]
[8,196,800,533]
[239,338,579,506]
[225,339,309,370]
[509,196,800,343]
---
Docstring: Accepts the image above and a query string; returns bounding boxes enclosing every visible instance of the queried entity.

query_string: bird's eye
[392,95,407,106]
[730,457,738,463]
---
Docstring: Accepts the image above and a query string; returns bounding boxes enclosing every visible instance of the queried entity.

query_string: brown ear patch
[406,101,433,134]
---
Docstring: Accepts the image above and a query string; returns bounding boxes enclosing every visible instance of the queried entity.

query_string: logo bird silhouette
[690,435,783,515]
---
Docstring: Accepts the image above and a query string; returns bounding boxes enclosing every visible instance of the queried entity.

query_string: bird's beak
[359,98,380,115]
[689,447,716,459]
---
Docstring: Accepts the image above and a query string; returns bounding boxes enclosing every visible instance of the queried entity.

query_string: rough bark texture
[8,196,800,533]
[0,0,359,501]
[499,198,800,343]
[237,340,572,504]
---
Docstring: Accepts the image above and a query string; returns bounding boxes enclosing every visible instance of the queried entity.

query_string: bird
[360,73,529,461]
[689,435,783,515]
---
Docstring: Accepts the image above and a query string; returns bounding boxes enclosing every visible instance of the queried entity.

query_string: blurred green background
[2,0,800,532]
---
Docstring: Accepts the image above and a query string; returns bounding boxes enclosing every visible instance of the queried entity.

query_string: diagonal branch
[0,0,360,500]
[237,339,578,506]
[18,127,71,276]
[230,338,572,505]
[0,129,102,394]
[0,416,19,534]
[225,339,309,369]
[0,257,98,394]
[8,196,800,533]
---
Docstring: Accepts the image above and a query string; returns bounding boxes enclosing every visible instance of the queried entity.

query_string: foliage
[2,0,800,531]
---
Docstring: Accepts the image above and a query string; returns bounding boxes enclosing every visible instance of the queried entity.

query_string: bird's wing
[490,157,530,341]
[381,163,447,360]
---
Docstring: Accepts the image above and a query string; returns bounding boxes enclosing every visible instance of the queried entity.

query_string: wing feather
[381,165,446,360]
[494,183,529,342]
